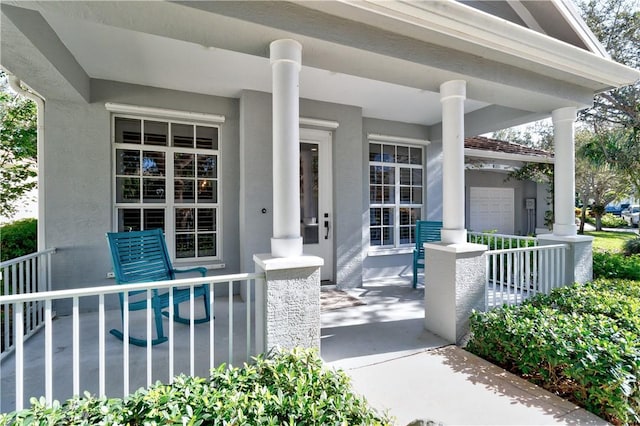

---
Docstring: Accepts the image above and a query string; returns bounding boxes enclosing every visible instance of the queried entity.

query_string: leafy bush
[0,348,392,425]
[467,279,640,425]
[593,251,640,280]
[0,218,37,262]
[623,237,640,256]
[584,213,628,228]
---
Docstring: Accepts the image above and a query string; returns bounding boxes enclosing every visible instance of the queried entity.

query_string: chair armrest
[173,266,207,277]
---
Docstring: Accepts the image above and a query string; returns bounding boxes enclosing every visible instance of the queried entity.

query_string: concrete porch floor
[323,278,607,425]
[1,277,608,425]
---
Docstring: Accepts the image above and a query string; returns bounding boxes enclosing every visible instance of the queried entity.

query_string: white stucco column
[440,80,467,244]
[552,107,578,236]
[270,39,303,257]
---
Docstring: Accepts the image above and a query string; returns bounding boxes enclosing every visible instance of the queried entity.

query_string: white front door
[300,128,333,282]
[469,187,515,234]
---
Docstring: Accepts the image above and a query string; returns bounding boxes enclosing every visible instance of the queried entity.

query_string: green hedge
[593,251,640,280]
[585,213,628,228]
[0,218,37,262]
[467,279,640,425]
[0,348,392,425]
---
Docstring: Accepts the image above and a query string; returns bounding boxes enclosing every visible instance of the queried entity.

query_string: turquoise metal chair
[412,221,443,288]
[106,229,210,346]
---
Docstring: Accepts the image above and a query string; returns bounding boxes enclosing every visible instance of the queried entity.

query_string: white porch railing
[467,231,537,250]
[0,272,264,413]
[0,248,56,361]
[485,244,568,310]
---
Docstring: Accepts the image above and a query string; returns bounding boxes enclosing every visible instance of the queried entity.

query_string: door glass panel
[118,209,141,232]
[115,118,141,144]
[144,121,168,146]
[172,123,194,148]
[300,143,319,244]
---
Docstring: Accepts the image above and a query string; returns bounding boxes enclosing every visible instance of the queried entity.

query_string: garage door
[469,187,514,234]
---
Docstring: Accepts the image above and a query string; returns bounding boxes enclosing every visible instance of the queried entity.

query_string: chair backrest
[415,220,443,250]
[106,229,175,284]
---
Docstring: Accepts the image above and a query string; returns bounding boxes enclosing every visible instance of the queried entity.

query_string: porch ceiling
[2,1,637,132]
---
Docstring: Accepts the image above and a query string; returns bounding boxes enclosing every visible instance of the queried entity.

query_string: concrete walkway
[321,279,608,425]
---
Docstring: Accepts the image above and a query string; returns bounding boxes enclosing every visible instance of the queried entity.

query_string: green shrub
[0,348,392,425]
[623,237,640,256]
[593,251,640,280]
[467,279,640,425]
[0,218,37,262]
[600,213,628,228]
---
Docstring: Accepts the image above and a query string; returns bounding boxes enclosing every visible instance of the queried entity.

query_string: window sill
[367,247,414,257]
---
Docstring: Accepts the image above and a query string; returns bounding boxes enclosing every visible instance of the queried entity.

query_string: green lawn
[585,230,638,252]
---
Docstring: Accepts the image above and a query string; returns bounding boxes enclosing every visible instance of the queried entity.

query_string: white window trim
[106,103,225,124]
[111,112,223,263]
[368,138,425,252]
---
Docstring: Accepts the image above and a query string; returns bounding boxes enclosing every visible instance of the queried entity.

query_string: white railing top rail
[0,272,265,304]
[0,248,57,268]
[486,243,569,256]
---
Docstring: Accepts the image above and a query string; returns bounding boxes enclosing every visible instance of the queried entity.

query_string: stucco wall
[45,81,239,313]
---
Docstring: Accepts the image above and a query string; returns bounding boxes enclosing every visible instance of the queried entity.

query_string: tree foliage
[0,71,37,219]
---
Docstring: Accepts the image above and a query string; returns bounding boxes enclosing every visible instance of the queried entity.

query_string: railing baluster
[169,286,174,383]
[3,266,9,354]
[45,300,52,404]
[99,294,105,398]
[123,293,129,397]
[146,289,152,388]
[209,283,215,370]
[246,279,251,361]
[229,280,233,365]
[15,302,24,411]
[73,297,80,397]
[190,286,195,378]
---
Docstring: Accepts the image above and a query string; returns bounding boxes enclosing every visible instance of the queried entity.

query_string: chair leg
[413,261,418,288]
[109,293,169,346]
[165,286,211,324]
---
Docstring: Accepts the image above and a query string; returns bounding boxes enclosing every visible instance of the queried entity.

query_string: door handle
[324,219,330,239]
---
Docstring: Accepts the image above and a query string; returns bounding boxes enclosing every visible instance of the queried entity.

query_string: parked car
[622,205,640,227]
[605,203,631,216]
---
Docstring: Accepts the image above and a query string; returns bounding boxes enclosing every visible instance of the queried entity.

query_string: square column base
[254,254,323,354]
[424,242,487,345]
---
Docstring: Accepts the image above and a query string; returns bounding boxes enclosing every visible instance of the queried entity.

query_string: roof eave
[465,148,554,164]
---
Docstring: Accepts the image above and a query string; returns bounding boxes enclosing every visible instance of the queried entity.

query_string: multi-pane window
[369,142,423,247]
[113,115,220,260]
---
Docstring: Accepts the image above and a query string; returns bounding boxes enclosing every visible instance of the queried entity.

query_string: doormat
[320,289,366,311]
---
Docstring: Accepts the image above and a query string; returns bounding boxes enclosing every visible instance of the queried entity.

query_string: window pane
[370,208,381,226]
[143,179,166,202]
[370,185,382,203]
[370,228,382,246]
[116,149,140,175]
[176,208,195,231]
[176,234,195,258]
[397,146,409,164]
[400,187,411,204]
[383,227,393,245]
[413,187,422,204]
[369,143,381,162]
[411,208,421,224]
[143,151,165,176]
[144,209,165,231]
[116,177,140,203]
[370,166,382,185]
[400,226,411,244]
[382,145,395,163]
[400,168,411,185]
[198,234,216,257]
[196,126,218,150]
[198,208,216,231]
[174,153,195,177]
[410,147,422,165]
[115,117,141,144]
[172,123,194,148]
[383,186,394,203]
[383,208,394,225]
[144,121,168,146]
[198,179,217,203]
[175,179,195,203]
[383,167,395,184]
[198,155,217,178]
[412,169,422,185]
[118,209,140,232]
[400,208,411,225]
